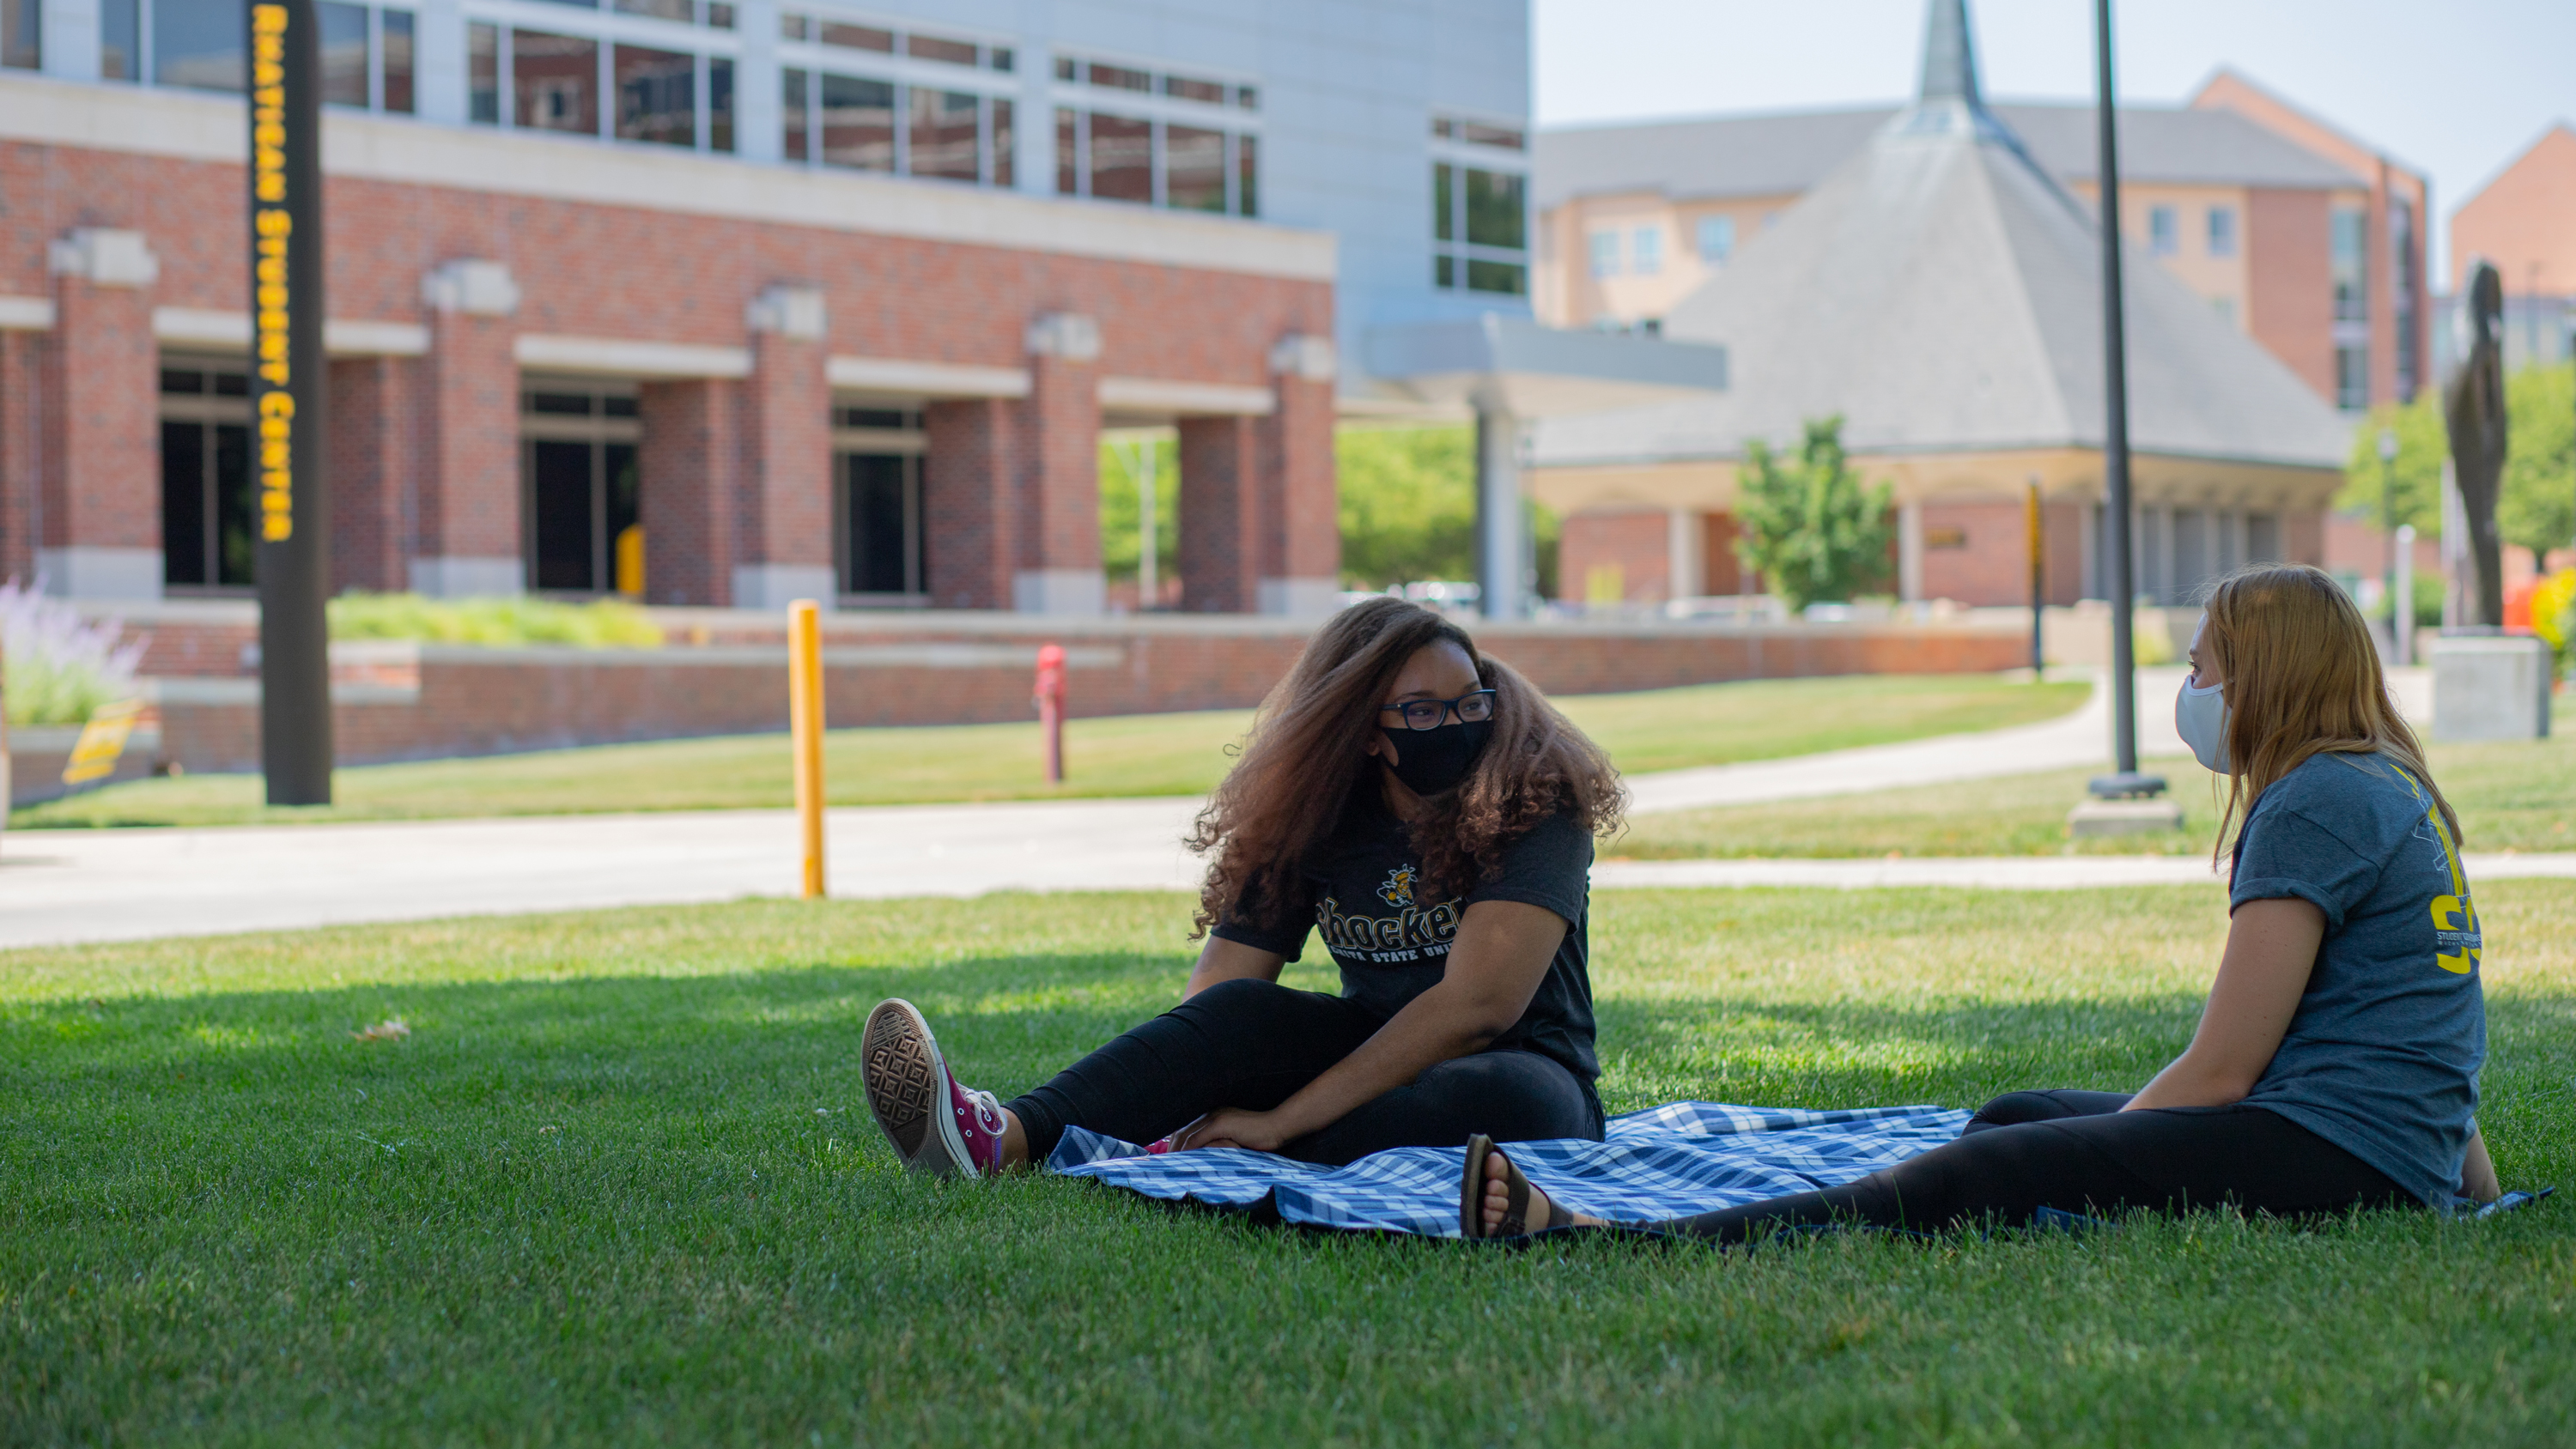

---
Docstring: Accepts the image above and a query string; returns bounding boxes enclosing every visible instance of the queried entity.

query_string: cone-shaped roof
[1533,0,2350,475]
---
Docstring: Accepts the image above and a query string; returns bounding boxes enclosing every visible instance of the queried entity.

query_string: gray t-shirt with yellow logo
[2232,750,2486,1205]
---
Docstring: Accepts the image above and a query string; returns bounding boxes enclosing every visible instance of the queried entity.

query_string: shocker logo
[2430,894,2482,975]
[1377,865,1417,908]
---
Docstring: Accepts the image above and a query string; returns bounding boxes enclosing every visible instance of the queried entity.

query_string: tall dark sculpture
[2444,259,2510,629]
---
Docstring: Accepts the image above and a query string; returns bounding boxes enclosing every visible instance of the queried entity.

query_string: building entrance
[833,405,926,602]
[160,360,254,591]
[520,380,641,594]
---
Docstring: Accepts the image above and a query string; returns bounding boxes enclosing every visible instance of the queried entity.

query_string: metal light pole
[2378,424,2400,635]
[2089,0,2160,799]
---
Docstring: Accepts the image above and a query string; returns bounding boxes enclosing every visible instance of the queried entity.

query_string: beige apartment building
[1536,71,2432,418]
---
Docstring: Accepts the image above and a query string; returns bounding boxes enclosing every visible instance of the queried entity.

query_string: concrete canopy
[1530,0,2353,483]
[1364,313,1732,418]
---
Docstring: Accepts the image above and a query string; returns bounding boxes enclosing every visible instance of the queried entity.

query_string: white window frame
[1587,229,1621,278]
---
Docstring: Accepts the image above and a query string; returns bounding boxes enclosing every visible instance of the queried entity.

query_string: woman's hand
[1172,1107,1294,1154]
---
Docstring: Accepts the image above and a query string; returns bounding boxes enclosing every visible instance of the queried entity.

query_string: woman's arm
[2123,896,2324,1111]
[1176,899,1566,1151]
[1184,937,1288,1000]
[2460,1125,2500,1204]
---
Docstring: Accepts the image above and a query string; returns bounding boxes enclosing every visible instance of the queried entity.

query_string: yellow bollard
[787,598,826,899]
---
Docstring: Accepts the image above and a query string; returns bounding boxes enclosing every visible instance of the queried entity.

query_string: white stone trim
[0,294,55,330]
[36,546,161,601]
[1097,377,1275,417]
[1025,313,1103,361]
[730,564,839,613]
[0,76,1338,282]
[327,319,434,356]
[1268,334,1338,381]
[746,285,827,340]
[48,227,158,288]
[1012,569,1108,617]
[407,555,525,598]
[514,334,754,379]
[422,259,520,317]
[827,355,1030,399]
[152,309,434,356]
[1256,577,1344,619]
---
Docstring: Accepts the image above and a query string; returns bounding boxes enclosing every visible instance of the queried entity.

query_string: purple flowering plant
[0,578,146,727]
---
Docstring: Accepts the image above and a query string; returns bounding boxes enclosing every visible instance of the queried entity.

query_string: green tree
[2336,361,2574,567]
[1334,425,1559,594]
[1733,415,1894,612]
[1097,435,1178,591]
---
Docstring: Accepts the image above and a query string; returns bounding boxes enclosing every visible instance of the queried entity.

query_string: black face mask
[1380,719,1494,797]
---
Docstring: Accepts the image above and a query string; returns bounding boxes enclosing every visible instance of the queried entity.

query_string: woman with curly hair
[859,596,1626,1175]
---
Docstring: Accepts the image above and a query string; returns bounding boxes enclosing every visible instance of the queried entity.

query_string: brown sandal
[1460,1133,1546,1240]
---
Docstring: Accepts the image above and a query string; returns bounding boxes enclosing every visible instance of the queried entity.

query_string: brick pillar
[328,355,412,594]
[638,377,741,607]
[0,327,42,585]
[1258,334,1341,616]
[1177,414,1261,613]
[733,285,834,610]
[1017,312,1103,615]
[922,397,1017,609]
[414,260,521,597]
[41,228,161,599]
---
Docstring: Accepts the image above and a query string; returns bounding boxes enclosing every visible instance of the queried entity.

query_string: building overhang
[1361,315,1731,417]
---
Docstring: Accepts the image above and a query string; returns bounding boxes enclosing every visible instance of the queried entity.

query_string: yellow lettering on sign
[252,3,288,33]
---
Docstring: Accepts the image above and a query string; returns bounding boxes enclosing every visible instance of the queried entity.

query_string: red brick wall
[1267,372,1340,587]
[921,397,1015,609]
[0,330,38,583]
[327,355,413,593]
[743,330,831,576]
[1026,350,1101,582]
[640,378,741,605]
[421,307,519,564]
[43,272,160,552]
[1701,512,1747,597]
[1177,414,1259,612]
[2245,187,2336,403]
[1558,509,1670,603]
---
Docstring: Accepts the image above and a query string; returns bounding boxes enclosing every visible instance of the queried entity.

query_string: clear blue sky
[1534,0,2576,283]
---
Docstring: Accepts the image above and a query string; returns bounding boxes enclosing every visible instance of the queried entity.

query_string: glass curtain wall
[1430,114,1528,295]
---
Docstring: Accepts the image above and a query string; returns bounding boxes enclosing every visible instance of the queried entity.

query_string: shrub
[327,593,664,649]
[0,579,146,727]
[1734,415,1895,613]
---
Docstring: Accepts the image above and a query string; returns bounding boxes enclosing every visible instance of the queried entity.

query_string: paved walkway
[6,665,2524,950]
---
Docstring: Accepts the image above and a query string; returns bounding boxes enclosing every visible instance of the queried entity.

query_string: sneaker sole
[860,998,981,1179]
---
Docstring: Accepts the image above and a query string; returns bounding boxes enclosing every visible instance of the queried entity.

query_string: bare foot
[1481,1147,1604,1236]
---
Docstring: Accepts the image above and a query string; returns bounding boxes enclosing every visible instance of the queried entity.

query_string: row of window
[1431,162,1526,295]
[1054,54,1255,112]
[2144,203,2238,259]
[1055,108,1256,215]
[1586,214,1771,279]
[537,0,736,25]
[470,25,734,150]
[783,72,1009,185]
[784,11,1010,72]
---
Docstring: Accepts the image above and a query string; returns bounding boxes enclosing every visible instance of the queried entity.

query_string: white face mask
[2176,676,2230,773]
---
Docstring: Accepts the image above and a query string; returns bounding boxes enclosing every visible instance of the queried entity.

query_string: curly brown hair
[1188,597,1626,938]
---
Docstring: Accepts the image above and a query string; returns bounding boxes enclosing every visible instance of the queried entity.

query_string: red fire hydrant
[1034,642,1067,784]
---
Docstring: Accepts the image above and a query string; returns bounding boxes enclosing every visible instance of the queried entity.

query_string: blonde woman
[1468,562,2499,1240]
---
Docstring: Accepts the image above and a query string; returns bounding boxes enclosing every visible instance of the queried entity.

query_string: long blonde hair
[2200,562,2459,863]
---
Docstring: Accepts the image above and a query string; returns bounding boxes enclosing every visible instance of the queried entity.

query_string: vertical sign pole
[248,1,333,805]
[2026,477,2044,676]
[788,600,826,899]
[2090,0,2155,797]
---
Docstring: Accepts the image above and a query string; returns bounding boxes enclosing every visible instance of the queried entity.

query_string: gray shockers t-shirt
[2231,751,2486,1205]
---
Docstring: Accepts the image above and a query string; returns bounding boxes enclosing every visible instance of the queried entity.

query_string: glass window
[989,47,1012,72]
[1235,132,1256,217]
[2336,343,2368,411]
[2206,204,2237,258]
[844,454,920,595]
[1432,163,1454,242]
[818,72,894,171]
[1235,84,1257,110]
[319,3,370,108]
[1697,214,1735,264]
[781,69,807,160]
[1164,75,1224,104]
[2147,203,2177,256]
[1632,226,1662,276]
[1588,230,1619,277]
[906,33,976,67]
[469,21,499,122]
[1463,168,1523,250]
[514,30,598,135]
[1466,259,1526,296]
[1434,254,1455,288]
[706,3,734,30]
[614,0,690,17]
[818,21,890,52]
[2,0,38,70]
[101,0,138,80]
[780,11,808,40]
[1089,62,1151,92]
[991,98,1014,186]
[707,56,732,151]
[157,0,246,93]
[1053,55,1076,82]
[381,9,415,112]
[1460,121,1523,150]
[1165,124,1225,211]
[2331,206,2368,324]
[1088,112,1151,203]
[1055,107,1078,193]
[908,88,979,181]
[615,45,694,147]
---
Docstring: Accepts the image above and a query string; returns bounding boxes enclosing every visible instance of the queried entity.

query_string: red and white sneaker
[861,998,1008,1178]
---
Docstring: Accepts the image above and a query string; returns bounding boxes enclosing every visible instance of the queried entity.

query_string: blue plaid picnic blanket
[1046,1100,1974,1237]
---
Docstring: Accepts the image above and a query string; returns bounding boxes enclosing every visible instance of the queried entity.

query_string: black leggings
[1638,1089,2412,1242]
[1006,978,1604,1167]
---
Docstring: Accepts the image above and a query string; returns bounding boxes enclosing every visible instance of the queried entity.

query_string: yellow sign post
[787,599,826,899]
[63,699,144,788]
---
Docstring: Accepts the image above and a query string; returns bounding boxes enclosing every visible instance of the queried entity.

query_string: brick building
[0,0,1544,616]
[1529,0,2351,613]
[2448,123,2576,372]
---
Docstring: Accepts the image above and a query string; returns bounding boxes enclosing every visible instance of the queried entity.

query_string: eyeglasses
[1379,689,1497,731]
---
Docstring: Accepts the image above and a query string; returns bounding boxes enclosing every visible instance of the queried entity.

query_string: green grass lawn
[1619,731,2576,859]
[6,884,2571,1445]
[11,674,2084,830]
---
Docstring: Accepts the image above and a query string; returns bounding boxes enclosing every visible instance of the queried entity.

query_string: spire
[1917,0,1983,108]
